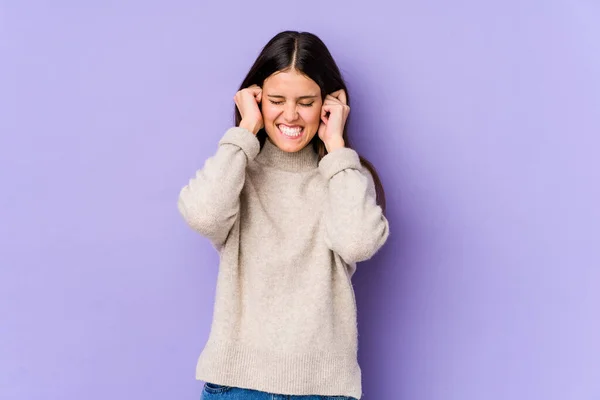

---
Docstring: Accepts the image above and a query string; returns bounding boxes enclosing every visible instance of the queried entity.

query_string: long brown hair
[234,31,386,213]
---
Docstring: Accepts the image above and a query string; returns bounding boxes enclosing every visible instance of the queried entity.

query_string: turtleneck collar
[255,138,319,172]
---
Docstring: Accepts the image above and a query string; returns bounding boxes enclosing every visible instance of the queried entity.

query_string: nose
[283,103,298,122]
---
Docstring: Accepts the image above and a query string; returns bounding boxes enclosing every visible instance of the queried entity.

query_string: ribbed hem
[195,340,362,399]
[219,127,261,161]
[318,148,361,180]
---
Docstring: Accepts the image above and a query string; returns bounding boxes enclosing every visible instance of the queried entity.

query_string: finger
[324,95,345,106]
[328,90,347,105]
[328,90,342,99]
[337,90,347,105]
[246,85,262,97]
[323,96,340,106]
[323,102,345,112]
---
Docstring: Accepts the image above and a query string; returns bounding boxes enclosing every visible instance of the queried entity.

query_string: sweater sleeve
[177,127,260,248]
[318,147,390,264]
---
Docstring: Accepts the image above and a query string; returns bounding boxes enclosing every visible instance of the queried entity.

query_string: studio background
[1,1,599,399]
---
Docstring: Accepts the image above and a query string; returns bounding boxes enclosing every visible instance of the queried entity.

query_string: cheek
[261,104,278,123]
[300,107,322,127]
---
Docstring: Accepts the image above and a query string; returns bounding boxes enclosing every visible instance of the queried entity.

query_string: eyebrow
[267,94,318,100]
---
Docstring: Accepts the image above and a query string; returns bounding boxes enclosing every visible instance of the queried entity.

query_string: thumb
[318,120,327,138]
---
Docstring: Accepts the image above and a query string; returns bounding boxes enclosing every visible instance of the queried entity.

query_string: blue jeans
[202,382,359,400]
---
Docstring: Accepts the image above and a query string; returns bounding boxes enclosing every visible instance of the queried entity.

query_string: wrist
[239,119,261,135]
[325,138,345,153]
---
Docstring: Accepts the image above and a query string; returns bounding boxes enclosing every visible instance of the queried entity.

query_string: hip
[202,382,359,400]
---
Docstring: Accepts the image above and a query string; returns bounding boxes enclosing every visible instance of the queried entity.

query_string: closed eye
[269,100,314,107]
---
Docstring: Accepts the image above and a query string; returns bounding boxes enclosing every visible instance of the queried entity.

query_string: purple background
[1,1,599,399]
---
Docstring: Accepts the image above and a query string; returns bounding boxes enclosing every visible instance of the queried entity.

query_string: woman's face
[261,69,323,153]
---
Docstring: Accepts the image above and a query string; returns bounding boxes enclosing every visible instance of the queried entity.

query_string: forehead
[263,70,320,95]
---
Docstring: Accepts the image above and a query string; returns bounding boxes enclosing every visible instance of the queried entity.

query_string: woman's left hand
[318,89,350,152]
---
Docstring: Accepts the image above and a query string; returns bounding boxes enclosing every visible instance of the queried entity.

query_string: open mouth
[278,124,304,139]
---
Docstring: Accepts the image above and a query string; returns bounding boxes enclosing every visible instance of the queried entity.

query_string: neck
[255,138,319,172]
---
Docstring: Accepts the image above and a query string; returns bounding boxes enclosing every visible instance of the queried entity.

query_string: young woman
[178,30,390,400]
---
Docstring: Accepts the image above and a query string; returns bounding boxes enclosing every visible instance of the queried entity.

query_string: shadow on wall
[344,48,436,399]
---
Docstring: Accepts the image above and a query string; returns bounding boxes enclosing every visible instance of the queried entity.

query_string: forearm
[178,127,260,246]
[319,148,390,263]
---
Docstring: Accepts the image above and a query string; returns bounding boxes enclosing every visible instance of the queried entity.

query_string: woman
[178,30,390,400]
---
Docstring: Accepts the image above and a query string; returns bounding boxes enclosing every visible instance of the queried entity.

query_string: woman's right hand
[234,85,263,135]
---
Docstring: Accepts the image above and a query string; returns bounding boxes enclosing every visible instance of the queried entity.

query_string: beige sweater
[178,127,389,399]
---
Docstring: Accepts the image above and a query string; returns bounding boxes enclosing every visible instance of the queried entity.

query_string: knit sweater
[177,126,389,399]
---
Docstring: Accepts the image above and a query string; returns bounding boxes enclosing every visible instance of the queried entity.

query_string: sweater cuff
[219,127,261,161]
[318,147,361,180]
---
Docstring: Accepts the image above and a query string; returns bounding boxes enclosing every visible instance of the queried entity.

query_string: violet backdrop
[1,1,599,399]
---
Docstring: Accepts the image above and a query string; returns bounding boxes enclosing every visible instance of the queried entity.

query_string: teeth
[279,125,303,137]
